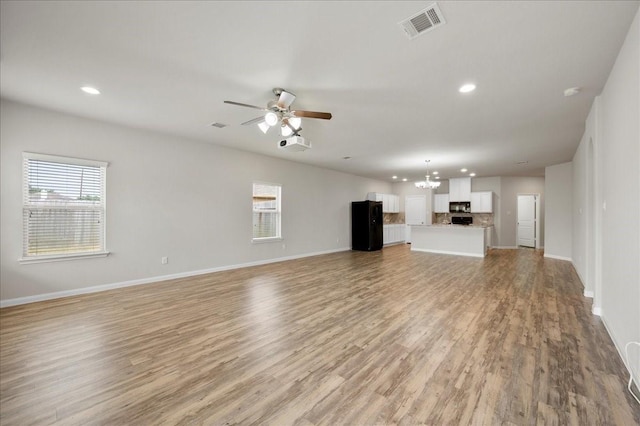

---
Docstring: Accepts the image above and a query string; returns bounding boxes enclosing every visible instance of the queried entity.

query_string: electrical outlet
[161,256,168,264]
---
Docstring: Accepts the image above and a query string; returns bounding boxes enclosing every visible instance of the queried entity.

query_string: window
[252,182,281,241]
[21,152,109,262]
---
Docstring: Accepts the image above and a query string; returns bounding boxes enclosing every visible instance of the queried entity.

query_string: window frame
[20,152,110,264]
[251,181,282,243]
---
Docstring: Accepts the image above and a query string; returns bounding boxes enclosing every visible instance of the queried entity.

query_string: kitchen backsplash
[435,213,494,226]
[383,212,493,226]
[384,212,405,224]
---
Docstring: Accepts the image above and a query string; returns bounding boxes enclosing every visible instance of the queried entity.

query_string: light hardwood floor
[1,245,639,425]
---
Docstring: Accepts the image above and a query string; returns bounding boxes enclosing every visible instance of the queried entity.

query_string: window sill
[19,251,110,264]
[251,237,283,244]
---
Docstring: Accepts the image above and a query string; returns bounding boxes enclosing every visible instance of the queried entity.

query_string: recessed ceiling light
[432,171,438,175]
[81,86,100,95]
[392,175,397,179]
[469,173,476,177]
[435,176,440,180]
[402,178,407,182]
[459,83,476,93]
[564,87,581,97]
[460,168,468,173]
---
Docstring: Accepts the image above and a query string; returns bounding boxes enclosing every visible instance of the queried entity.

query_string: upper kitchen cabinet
[470,191,493,213]
[388,194,399,213]
[434,193,450,213]
[449,177,471,202]
[366,192,399,213]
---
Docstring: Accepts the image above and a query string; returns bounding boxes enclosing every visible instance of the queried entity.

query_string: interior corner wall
[572,98,599,295]
[543,162,573,260]
[0,99,392,304]
[597,6,640,382]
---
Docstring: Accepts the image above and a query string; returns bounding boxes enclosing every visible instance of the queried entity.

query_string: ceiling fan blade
[224,100,266,111]
[277,90,296,109]
[292,110,332,120]
[241,116,265,126]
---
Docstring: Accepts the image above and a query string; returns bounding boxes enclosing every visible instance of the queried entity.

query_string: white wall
[497,177,545,248]
[544,162,573,260]
[572,99,599,296]
[598,7,640,383]
[572,7,639,386]
[0,100,391,304]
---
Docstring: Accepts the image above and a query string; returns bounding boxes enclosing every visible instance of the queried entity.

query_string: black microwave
[449,201,471,213]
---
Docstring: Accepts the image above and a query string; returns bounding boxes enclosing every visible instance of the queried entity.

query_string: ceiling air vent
[210,122,227,128]
[399,3,446,39]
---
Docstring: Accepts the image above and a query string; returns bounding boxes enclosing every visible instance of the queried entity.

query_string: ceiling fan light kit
[264,111,279,126]
[281,116,302,137]
[224,88,332,148]
[258,122,269,134]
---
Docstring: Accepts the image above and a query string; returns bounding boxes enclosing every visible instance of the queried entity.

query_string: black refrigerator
[351,201,383,251]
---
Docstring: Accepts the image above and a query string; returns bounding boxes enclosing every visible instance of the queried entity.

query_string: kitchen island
[410,225,492,258]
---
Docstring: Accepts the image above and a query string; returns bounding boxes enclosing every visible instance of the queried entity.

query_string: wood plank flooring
[1,246,639,425]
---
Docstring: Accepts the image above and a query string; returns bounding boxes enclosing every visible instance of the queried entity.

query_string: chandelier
[415,160,441,189]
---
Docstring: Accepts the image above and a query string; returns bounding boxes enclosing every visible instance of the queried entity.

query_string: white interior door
[405,195,427,225]
[517,195,536,247]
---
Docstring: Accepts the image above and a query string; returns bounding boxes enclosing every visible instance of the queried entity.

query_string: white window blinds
[252,183,281,240]
[22,152,108,259]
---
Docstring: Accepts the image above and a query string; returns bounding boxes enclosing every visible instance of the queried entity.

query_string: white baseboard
[544,253,573,262]
[592,306,602,316]
[572,262,585,284]
[411,247,484,258]
[600,312,639,391]
[383,241,406,247]
[569,262,595,300]
[0,247,351,308]
[492,246,519,249]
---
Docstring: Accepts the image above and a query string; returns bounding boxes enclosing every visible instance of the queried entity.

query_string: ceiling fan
[224,88,332,137]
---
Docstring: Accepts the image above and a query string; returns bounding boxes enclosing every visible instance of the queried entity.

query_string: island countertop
[410,225,492,257]
[412,224,492,229]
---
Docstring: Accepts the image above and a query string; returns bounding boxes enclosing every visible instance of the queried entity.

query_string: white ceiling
[1,1,638,182]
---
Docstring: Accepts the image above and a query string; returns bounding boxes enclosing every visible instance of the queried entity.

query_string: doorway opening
[517,194,540,248]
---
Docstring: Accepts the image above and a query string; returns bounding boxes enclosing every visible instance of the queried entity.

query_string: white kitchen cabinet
[383,224,405,245]
[434,193,450,213]
[387,194,399,213]
[366,192,400,213]
[367,192,383,203]
[449,177,471,202]
[484,226,493,248]
[471,191,493,213]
